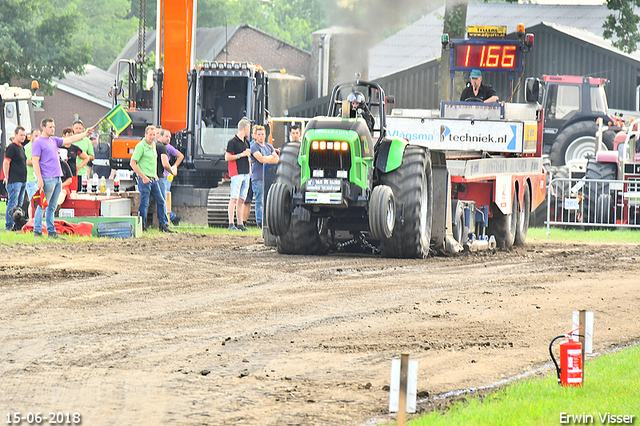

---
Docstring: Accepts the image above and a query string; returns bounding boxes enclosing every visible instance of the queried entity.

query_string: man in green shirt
[130,125,175,233]
[72,119,95,191]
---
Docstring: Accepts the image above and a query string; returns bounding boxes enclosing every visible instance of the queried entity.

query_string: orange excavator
[109,0,269,189]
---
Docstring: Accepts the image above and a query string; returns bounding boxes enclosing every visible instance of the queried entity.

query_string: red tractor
[581,118,640,225]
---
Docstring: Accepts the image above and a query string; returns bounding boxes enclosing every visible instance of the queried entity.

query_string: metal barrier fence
[546,176,640,231]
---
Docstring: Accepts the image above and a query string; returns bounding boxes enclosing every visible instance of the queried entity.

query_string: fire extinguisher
[549,327,584,387]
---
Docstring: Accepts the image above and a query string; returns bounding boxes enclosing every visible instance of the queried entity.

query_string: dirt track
[1,234,639,425]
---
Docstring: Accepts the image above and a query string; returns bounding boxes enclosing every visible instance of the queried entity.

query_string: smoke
[324,0,443,83]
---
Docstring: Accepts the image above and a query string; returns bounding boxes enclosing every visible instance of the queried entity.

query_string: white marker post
[389,354,418,425]
[572,310,594,383]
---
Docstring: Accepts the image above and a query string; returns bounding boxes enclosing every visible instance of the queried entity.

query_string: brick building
[110,24,312,100]
[34,65,113,132]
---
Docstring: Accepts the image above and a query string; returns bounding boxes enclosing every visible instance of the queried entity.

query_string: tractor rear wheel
[515,183,530,246]
[271,142,326,255]
[549,121,615,167]
[584,159,616,224]
[379,145,433,258]
[488,191,517,248]
[369,185,395,240]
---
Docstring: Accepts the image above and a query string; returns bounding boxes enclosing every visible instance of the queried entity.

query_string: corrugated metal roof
[369,2,637,79]
[546,22,640,63]
[52,64,115,107]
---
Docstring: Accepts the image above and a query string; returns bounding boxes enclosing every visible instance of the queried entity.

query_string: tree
[603,0,640,54]
[0,0,91,90]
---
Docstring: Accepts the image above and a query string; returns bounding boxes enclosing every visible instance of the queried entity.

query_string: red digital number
[485,45,500,67]
[501,45,516,68]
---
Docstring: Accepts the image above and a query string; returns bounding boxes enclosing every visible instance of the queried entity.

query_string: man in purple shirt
[31,117,96,238]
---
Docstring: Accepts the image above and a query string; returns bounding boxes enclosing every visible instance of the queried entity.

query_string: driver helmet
[347,91,366,107]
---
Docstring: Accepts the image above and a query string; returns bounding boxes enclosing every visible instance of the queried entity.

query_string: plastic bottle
[113,176,120,192]
[81,174,88,192]
[488,235,496,249]
[91,173,98,192]
[99,176,106,193]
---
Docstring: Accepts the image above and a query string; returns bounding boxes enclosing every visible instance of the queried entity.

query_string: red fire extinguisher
[549,327,583,387]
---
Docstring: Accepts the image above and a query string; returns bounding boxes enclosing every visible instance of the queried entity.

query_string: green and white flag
[105,104,132,135]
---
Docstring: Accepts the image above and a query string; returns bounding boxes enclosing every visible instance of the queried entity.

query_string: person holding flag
[32,118,97,238]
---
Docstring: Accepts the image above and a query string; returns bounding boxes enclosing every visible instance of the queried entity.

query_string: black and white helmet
[347,91,365,105]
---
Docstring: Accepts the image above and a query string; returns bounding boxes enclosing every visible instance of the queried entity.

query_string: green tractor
[266,80,434,258]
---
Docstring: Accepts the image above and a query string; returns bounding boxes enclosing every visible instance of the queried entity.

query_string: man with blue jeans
[157,129,184,225]
[130,125,175,233]
[225,118,251,231]
[32,118,96,238]
[249,125,279,228]
[3,126,27,230]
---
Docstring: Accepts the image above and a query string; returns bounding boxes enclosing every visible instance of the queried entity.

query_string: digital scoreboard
[450,40,524,73]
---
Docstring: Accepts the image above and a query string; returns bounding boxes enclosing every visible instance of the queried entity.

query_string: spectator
[157,129,184,225]
[289,123,301,143]
[241,126,258,226]
[3,126,28,231]
[56,148,74,207]
[225,118,251,231]
[23,129,41,218]
[72,119,95,191]
[130,125,175,233]
[91,133,113,179]
[62,126,89,191]
[250,125,279,228]
[32,118,96,238]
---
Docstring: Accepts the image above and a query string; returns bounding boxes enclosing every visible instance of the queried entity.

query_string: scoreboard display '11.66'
[452,40,524,73]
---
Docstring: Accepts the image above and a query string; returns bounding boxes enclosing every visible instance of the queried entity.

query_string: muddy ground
[1,234,639,425]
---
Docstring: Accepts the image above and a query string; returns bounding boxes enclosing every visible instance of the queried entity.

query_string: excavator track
[207,180,257,227]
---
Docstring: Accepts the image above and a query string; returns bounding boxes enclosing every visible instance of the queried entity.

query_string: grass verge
[528,226,640,244]
[407,345,639,426]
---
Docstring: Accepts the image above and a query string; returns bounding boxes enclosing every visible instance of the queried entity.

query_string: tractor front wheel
[369,185,395,240]
[271,142,326,255]
[265,182,291,236]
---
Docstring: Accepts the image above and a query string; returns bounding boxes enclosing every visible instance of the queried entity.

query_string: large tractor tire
[270,142,326,255]
[379,145,433,258]
[549,121,615,167]
[369,185,395,240]
[583,159,616,224]
[488,191,518,248]
[265,182,291,236]
[515,183,530,246]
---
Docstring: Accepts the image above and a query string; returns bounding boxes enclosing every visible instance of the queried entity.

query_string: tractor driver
[347,91,375,133]
[460,69,499,103]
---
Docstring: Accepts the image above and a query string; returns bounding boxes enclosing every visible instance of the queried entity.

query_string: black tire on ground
[549,121,615,167]
[596,194,612,224]
[488,191,517,249]
[529,164,556,228]
[265,182,291,236]
[272,142,326,255]
[369,185,395,240]
[515,183,530,246]
[451,206,468,245]
[584,159,616,224]
[379,145,433,258]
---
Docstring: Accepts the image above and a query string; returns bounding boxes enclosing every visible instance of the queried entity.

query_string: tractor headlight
[337,170,348,178]
[313,169,325,178]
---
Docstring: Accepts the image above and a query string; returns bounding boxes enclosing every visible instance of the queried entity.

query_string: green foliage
[408,345,640,426]
[0,0,90,89]
[603,0,640,54]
